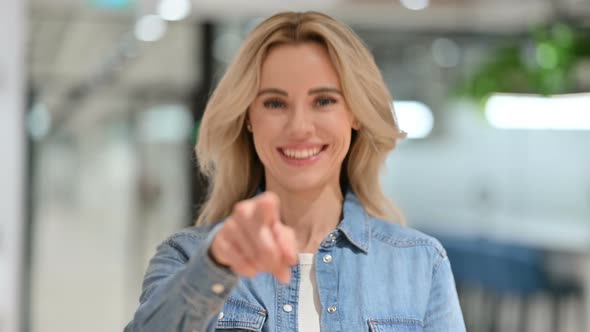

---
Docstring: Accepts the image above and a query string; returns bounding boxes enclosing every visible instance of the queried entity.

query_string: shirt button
[327,305,337,314]
[218,311,224,320]
[322,254,333,263]
[283,304,293,313]
[211,283,225,294]
[329,234,337,242]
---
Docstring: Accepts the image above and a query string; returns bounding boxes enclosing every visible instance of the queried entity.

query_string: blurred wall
[384,102,590,247]
[0,0,26,331]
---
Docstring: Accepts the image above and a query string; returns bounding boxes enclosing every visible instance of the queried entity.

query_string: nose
[285,103,314,139]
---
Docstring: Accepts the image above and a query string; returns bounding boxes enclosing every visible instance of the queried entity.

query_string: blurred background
[1,0,590,331]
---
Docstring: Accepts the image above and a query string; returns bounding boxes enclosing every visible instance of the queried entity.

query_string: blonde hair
[196,11,407,226]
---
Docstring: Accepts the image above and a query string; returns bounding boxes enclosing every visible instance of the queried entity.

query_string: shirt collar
[337,189,371,253]
[255,186,371,253]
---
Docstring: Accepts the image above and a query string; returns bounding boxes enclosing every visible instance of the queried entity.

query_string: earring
[246,123,252,132]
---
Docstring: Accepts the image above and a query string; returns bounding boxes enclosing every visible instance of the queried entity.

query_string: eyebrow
[309,87,342,95]
[257,87,342,97]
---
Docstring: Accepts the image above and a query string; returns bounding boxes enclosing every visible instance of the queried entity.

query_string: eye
[263,98,286,109]
[315,96,337,107]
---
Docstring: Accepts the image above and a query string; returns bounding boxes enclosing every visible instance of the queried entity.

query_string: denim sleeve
[423,256,466,332]
[124,225,239,332]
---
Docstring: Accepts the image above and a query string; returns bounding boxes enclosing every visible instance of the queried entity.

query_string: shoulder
[166,223,217,242]
[158,223,220,260]
[369,216,447,259]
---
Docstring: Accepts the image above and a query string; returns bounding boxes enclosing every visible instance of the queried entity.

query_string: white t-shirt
[297,253,322,332]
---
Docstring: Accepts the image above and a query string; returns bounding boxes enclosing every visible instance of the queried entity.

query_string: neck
[266,183,344,254]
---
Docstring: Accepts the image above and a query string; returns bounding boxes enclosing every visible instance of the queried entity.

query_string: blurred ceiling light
[157,0,191,21]
[393,101,434,138]
[134,15,167,42]
[27,102,51,140]
[485,93,590,130]
[399,0,429,11]
[431,38,460,68]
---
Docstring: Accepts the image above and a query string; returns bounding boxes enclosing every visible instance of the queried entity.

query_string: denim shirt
[125,191,465,332]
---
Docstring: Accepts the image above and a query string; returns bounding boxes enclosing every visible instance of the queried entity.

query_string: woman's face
[248,42,357,193]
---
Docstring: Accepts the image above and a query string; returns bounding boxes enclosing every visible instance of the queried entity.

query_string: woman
[125,11,465,332]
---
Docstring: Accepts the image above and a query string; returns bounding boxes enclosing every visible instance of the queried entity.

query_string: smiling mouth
[278,145,328,160]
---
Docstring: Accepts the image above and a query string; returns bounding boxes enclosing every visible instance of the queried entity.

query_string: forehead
[259,42,341,89]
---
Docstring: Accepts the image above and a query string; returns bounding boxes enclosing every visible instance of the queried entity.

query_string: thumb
[271,222,298,266]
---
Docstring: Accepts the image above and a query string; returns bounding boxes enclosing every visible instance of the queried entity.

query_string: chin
[278,175,326,193]
[279,172,342,194]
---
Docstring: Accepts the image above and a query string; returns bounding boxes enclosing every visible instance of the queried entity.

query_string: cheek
[250,109,283,135]
[321,127,352,163]
[252,132,270,155]
[328,118,353,145]
[337,134,352,159]
[251,128,280,164]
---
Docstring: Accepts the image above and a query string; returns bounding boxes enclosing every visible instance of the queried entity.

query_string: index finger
[252,191,281,226]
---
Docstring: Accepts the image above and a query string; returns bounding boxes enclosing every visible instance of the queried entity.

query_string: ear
[244,113,252,132]
[351,118,360,131]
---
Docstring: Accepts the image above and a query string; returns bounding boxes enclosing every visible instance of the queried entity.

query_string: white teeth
[281,147,322,159]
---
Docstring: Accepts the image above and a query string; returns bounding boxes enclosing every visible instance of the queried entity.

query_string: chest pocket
[368,318,424,332]
[216,296,267,331]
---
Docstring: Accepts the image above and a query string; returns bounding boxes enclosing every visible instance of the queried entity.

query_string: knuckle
[260,244,279,263]
[239,267,257,277]
[265,191,279,203]
[257,233,274,252]
[262,194,277,210]
[239,245,255,260]
[213,235,225,249]
[232,201,249,219]
[224,219,238,234]
[212,240,229,261]
[231,207,243,219]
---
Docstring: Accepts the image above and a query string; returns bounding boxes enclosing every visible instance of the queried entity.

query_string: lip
[278,143,325,150]
[277,144,328,167]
